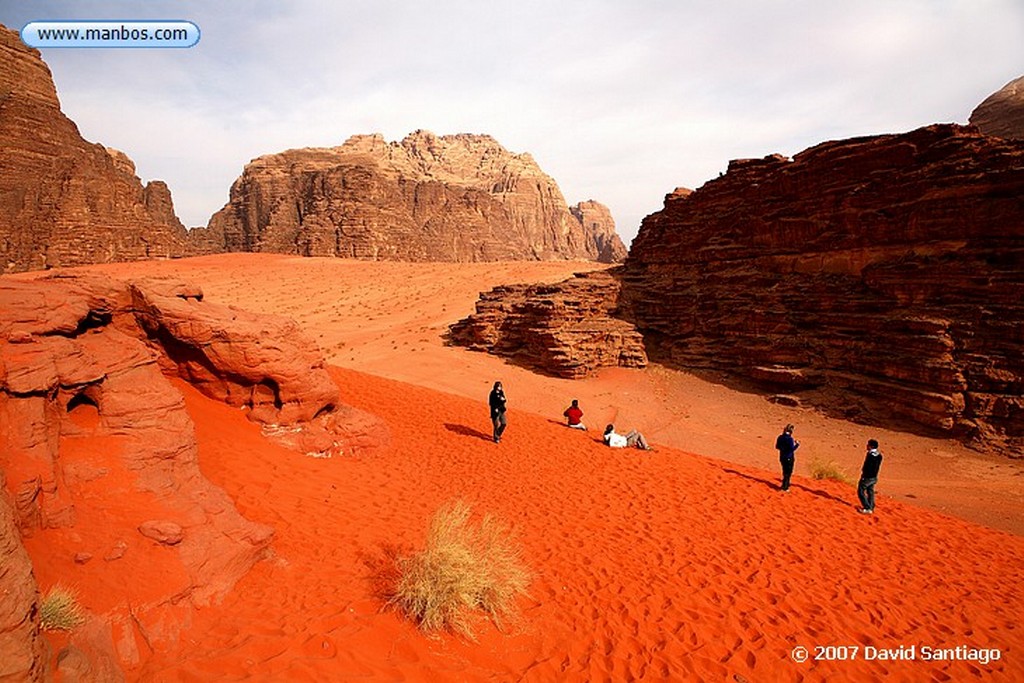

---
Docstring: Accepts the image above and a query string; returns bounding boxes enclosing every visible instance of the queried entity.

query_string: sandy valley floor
[17,253,1023,681]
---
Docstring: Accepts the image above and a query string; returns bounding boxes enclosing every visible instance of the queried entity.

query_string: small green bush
[809,459,850,483]
[40,584,86,632]
[387,500,531,639]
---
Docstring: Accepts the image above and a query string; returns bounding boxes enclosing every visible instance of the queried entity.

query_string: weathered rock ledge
[448,269,647,378]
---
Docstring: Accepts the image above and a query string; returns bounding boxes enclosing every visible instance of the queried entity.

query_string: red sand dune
[15,254,1024,680]
[30,366,1024,681]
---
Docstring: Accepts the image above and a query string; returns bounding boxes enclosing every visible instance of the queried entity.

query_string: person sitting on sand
[603,424,652,450]
[489,381,508,443]
[563,399,586,430]
[775,423,799,492]
[857,438,884,514]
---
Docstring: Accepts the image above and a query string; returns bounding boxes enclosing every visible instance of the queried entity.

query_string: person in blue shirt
[775,423,799,491]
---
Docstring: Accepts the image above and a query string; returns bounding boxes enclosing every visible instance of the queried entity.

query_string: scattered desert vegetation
[39,584,86,632]
[387,500,532,639]
[809,459,850,483]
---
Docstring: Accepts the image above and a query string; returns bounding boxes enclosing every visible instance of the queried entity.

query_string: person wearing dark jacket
[488,381,508,443]
[775,423,799,491]
[858,439,884,514]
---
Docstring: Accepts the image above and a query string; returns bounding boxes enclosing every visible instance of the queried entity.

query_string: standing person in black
[489,381,508,443]
[858,439,884,514]
[775,423,799,491]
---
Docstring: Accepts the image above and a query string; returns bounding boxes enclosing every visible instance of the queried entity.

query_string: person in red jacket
[563,399,586,430]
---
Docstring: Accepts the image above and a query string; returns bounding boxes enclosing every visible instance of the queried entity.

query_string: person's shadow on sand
[722,467,849,505]
[444,423,493,442]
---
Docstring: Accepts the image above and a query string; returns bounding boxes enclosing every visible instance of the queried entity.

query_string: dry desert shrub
[39,584,86,631]
[809,459,850,483]
[387,500,532,639]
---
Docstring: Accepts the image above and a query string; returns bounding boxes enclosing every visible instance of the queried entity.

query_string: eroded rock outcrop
[622,124,1024,454]
[970,75,1024,140]
[204,130,625,262]
[0,472,46,683]
[452,125,1024,455]
[0,273,386,675]
[448,269,646,378]
[0,24,188,274]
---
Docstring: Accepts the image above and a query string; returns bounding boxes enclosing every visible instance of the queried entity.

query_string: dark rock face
[448,269,647,378]
[0,25,188,274]
[451,124,1024,455]
[205,130,622,262]
[970,75,1024,140]
[622,124,1024,454]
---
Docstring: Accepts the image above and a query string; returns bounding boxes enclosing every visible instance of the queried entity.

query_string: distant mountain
[201,130,626,263]
[970,75,1024,140]
[0,24,187,273]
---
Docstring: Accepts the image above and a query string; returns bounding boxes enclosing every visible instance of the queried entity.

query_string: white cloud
[3,0,1023,242]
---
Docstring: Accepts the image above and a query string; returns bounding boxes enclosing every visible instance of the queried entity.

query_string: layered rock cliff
[453,124,1024,455]
[205,130,626,263]
[0,273,386,675]
[622,124,1024,454]
[970,75,1024,140]
[0,25,188,273]
[448,269,647,378]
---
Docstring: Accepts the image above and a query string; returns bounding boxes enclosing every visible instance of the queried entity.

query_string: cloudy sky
[3,0,1023,244]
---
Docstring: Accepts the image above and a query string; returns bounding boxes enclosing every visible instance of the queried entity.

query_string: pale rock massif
[0,25,189,274]
[970,75,1024,140]
[453,125,1024,456]
[0,274,385,677]
[570,200,629,263]
[448,269,647,379]
[204,130,626,263]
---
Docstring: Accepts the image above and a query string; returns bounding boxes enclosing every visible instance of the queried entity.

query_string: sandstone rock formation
[205,130,626,263]
[0,24,188,274]
[0,273,386,675]
[452,125,1024,455]
[970,75,1024,140]
[570,200,628,263]
[621,124,1024,455]
[0,472,46,683]
[448,269,647,378]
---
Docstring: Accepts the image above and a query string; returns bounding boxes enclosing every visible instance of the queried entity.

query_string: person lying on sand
[603,424,652,450]
[563,399,586,430]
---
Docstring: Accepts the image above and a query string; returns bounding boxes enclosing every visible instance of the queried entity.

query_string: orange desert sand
[19,254,1024,681]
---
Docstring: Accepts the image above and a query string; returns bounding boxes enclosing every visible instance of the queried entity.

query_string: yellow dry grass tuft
[39,584,86,632]
[387,500,532,639]
[809,459,850,483]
